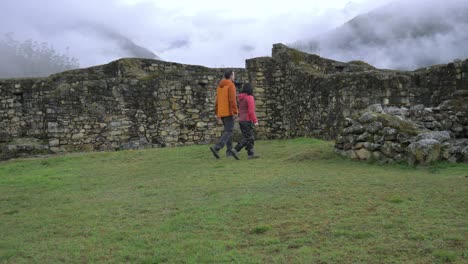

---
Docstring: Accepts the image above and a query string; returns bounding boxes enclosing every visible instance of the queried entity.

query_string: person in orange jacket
[210,70,240,160]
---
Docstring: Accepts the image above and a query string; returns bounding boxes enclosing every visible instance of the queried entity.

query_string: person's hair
[224,70,233,79]
[242,83,253,95]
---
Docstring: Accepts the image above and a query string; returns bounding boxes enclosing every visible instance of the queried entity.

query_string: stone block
[416,131,451,142]
[355,148,372,160]
[343,124,365,135]
[49,139,60,147]
[366,122,383,134]
[359,112,377,124]
[408,139,442,165]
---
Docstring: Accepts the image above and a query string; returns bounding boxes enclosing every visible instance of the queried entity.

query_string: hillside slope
[294,0,468,69]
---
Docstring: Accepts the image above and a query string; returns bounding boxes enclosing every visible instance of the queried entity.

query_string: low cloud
[4,0,463,71]
[294,0,468,69]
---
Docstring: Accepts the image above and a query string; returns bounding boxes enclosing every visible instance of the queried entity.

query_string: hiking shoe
[210,146,220,159]
[248,154,260,159]
[231,149,240,160]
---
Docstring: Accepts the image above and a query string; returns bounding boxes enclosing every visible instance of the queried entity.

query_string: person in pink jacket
[234,83,259,159]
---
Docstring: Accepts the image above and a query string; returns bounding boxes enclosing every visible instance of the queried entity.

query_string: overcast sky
[0,0,393,68]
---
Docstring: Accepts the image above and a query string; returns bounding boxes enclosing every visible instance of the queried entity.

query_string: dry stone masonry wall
[1,44,467,162]
[0,59,247,160]
[334,90,468,164]
[247,44,467,140]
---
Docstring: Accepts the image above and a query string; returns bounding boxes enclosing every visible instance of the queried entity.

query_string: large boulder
[376,113,423,136]
[357,132,372,142]
[463,146,468,162]
[343,124,365,135]
[355,148,372,160]
[441,139,468,163]
[359,112,377,124]
[415,131,451,142]
[366,122,383,134]
[382,141,404,158]
[363,142,381,151]
[396,132,411,144]
[383,127,398,141]
[384,106,409,117]
[367,104,383,113]
[407,139,442,165]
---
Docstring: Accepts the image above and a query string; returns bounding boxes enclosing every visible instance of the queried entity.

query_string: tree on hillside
[0,33,80,78]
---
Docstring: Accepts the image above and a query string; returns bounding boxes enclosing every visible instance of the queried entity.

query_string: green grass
[0,138,467,263]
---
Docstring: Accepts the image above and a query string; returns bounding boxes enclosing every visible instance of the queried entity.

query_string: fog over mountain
[1,0,466,75]
[294,0,468,70]
[70,22,160,60]
[1,0,389,72]
[0,0,162,72]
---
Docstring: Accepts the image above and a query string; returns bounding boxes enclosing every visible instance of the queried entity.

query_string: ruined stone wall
[0,59,247,159]
[334,89,468,165]
[247,44,468,140]
[1,44,467,160]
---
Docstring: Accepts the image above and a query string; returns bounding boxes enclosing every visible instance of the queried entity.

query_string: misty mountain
[71,22,161,61]
[95,28,161,60]
[294,0,468,70]
[0,25,161,78]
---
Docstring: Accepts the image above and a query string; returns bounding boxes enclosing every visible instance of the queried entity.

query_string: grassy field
[0,138,467,263]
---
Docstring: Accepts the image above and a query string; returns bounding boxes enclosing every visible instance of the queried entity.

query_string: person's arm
[248,96,258,125]
[228,83,238,115]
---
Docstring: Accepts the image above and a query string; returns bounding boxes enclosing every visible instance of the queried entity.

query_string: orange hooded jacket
[215,79,238,118]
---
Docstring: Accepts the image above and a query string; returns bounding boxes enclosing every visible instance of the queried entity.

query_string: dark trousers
[235,121,255,155]
[214,116,234,152]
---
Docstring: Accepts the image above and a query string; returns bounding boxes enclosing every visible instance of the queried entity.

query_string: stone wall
[1,44,467,160]
[247,44,468,140]
[0,59,247,159]
[334,90,468,164]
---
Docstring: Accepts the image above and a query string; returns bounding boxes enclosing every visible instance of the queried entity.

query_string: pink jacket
[238,93,258,123]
